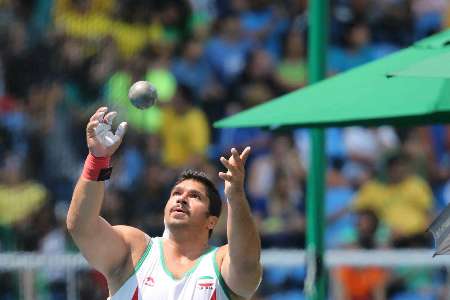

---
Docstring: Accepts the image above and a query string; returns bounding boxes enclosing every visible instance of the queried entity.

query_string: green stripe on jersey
[213,248,232,300]
[134,239,152,273]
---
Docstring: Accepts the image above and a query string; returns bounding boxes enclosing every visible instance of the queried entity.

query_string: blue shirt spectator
[171,39,214,100]
[205,14,252,85]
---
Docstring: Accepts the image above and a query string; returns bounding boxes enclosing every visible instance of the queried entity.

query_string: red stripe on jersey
[210,289,217,300]
[132,287,138,300]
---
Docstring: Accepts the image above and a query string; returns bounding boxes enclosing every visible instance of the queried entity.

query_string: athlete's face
[164,179,217,233]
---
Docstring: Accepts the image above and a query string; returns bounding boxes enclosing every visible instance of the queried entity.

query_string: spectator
[1,0,449,297]
[248,133,305,206]
[371,0,414,46]
[205,13,252,85]
[2,21,34,100]
[258,169,305,248]
[110,2,163,59]
[237,48,282,105]
[248,134,306,248]
[159,84,210,168]
[343,126,399,187]
[326,158,356,249]
[328,22,376,74]
[330,0,374,45]
[412,0,446,39]
[171,37,215,101]
[332,210,389,300]
[38,202,72,300]
[54,0,112,42]
[0,153,48,250]
[352,152,433,247]
[275,28,307,92]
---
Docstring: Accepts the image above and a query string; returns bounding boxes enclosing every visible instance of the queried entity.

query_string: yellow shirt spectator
[54,0,115,17]
[160,106,210,168]
[55,12,111,41]
[54,0,163,58]
[111,20,163,58]
[0,181,47,225]
[352,175,432,236]
[54,0,114,41]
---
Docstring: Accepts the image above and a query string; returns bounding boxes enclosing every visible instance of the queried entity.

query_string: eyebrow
[171,186,206,198]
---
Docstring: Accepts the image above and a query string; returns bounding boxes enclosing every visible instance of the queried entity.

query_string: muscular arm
[66,107,146,282]
[218,147,262,298]
[67,178,144,277]
[222,192,262,298]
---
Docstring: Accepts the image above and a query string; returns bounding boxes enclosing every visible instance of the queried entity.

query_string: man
[352,152,432,247]
[67,107,262,299]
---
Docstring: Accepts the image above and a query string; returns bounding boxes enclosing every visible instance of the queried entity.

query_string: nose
[176,195,188,205]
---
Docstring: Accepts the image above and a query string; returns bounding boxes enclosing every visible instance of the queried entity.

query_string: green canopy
[214,29,450,129]
[389,51,450,79]
[213,22,450,300]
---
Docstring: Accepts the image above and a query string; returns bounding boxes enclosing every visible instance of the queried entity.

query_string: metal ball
[128,81,158,109]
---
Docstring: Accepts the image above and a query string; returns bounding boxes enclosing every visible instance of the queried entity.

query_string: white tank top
[108,237,233,300]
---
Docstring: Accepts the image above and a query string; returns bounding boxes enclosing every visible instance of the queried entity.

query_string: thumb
[114,122,128,140]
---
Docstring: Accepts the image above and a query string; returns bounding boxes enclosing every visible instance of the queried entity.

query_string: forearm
[67,178,105,234]
[227,191,261,268]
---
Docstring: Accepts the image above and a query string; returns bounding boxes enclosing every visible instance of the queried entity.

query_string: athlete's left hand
[219,146,251,200]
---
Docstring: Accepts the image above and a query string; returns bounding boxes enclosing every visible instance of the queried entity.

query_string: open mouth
[171,207,189,215]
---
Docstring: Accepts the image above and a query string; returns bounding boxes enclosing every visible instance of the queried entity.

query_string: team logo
[144,276,155,287]
[197,276,215,291]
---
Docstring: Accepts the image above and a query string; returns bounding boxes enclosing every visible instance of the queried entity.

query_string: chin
[166,219,189,229]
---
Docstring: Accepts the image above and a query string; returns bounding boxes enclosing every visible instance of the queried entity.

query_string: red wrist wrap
[82,153,112,181]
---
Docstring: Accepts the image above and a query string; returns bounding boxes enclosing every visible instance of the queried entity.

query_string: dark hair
[357,209,379,230]
[175,83,195,104]
[175,170,222,237]
[386,152,408,168]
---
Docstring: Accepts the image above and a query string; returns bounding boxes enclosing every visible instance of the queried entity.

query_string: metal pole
[21,270,35,300]
[305,0,328,299]
[67,270,77,300]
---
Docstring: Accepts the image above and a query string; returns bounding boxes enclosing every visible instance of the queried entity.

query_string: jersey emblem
[197,276,215,290]
[144,276,155,287]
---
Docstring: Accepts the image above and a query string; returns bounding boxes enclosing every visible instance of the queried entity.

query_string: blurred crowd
[1,0,450,299]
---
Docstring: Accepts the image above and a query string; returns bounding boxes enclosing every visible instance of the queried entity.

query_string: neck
[165,229,210,258]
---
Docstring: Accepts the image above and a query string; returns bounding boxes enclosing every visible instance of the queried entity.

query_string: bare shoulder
[113,225,148,244]
[215,244,229,264]
[112,225,150,257]
[109,226,150,279]
[216,243,263,300]
[214,245,248,300]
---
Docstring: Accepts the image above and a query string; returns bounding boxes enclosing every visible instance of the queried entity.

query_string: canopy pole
[305,0,328,299]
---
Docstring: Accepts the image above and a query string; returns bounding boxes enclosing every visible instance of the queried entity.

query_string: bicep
[218,246,262,299]
[70,217,137,276]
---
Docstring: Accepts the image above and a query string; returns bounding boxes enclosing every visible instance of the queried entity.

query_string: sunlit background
[1,0,450,299]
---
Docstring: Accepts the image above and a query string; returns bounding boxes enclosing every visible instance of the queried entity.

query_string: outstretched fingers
[231,148,242,164]
[218,172,232,181]
[114,122,128,140]
[90,107,108,122]
[104,111,117,125]
[86,120,99,138]
[220,156,236,171]
[240,146,251,165]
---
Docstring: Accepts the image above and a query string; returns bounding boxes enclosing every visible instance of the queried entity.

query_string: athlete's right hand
[86,107,128,157]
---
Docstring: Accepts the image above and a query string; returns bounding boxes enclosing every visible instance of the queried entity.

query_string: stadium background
[1,0,450,299]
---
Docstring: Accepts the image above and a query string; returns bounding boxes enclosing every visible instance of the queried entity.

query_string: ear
[207,216,219,230]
